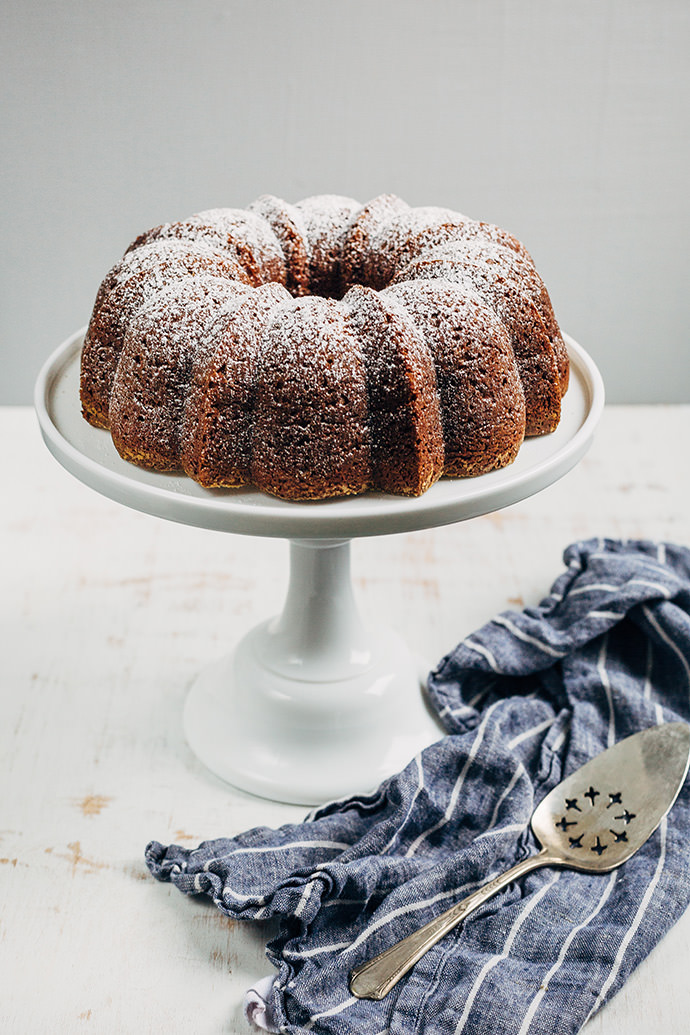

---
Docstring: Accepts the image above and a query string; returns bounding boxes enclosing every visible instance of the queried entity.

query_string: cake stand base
[183,539,442,805]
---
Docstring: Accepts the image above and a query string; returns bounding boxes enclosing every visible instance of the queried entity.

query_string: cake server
[349,721,690,1001]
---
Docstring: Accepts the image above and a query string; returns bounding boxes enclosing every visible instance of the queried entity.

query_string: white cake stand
[35,329,604,804]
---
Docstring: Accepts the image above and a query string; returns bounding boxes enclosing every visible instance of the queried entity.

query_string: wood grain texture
[1,405,689,1033]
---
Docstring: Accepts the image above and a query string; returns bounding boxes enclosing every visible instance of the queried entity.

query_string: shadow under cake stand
[35,330,604,805]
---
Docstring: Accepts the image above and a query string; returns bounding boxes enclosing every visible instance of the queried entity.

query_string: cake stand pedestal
[35,331,604,805]
[184,537,437,803]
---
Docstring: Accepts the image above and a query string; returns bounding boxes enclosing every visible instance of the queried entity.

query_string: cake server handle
[348,850,551,1001]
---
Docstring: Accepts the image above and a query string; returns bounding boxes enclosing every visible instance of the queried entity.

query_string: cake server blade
[349,721,690,1000]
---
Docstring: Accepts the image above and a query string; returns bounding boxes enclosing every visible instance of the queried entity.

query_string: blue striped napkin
[146,538,690,1034]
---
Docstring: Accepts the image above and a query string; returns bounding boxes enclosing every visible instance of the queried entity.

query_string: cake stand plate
[35,331,604,804]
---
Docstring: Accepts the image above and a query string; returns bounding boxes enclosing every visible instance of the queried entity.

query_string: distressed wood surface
[1,405,689,1034]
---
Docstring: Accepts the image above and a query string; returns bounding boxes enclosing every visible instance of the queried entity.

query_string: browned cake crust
[385,280,526,475]
[126,210,287,288]
[109,277,247,470]
[341,194,410,292]
[250,297,371,500]
[294,195,361,299]
[342,197,462,293]
[180,282,292,487]
[80,193,569,500]
[80,242,250,429]
[391,248,561,436]
[248,196,311,298]
[344,287,444,496]
[397,221,569,396]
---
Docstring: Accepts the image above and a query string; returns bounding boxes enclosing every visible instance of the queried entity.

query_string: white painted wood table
[1,404,689,1034]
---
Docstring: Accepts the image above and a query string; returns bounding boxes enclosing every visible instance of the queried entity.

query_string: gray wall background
[2,0,689,405]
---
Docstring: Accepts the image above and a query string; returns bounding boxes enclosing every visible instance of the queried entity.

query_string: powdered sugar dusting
[343,284,444,494]
[180,281,293,486]
[126,209,286,287]
[251,296,371,499]
[341,199,467,293]
[81,247,251,428]
[93,239,246,313]
[109,276,248,468]
[341,193,410,291]
[81,192,568,498]
[193,209,287,286]
[383,278,526,475]
[295,195,361,296]
[248,195,311,296]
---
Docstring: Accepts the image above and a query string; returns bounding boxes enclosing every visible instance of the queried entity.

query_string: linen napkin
[146,538,690,1035]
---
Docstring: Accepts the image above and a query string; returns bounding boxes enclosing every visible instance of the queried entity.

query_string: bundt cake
[80,194,569,501]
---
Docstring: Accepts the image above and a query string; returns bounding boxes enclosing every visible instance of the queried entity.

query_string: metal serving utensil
[349,722,690,1001]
